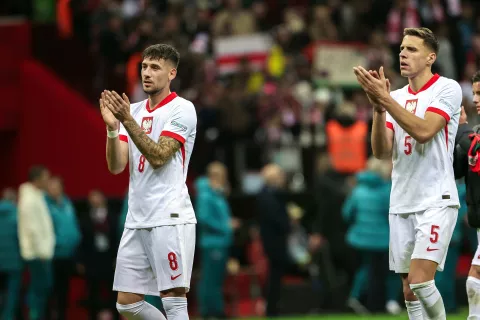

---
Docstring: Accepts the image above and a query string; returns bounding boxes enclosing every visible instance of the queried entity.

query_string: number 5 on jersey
[404,135,412,155]
[138,155,146,172]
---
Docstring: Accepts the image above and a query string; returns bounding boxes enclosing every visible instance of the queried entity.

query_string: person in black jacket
[453,70,480,319]
[256,164,290,317]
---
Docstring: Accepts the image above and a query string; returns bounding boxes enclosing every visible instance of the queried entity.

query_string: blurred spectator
[195,161,237,319]
[435,25,456,80]
[287,203,310,268]
[256,163,290,317]
[386,0,420,70]
[325,101,368,175]
[212,0,256,37]
[342,157,401,315]
[18,165,55,320]
[308,4,338,42]
[0,188,22,320]
[78,190,117,320]
[435,180,468,313]
[96,13,127,92]
[309,152,356,309]
[45,176,81,320]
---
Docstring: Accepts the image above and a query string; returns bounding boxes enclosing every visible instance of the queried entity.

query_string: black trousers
[265,258,287,317]
[48,259,74,320]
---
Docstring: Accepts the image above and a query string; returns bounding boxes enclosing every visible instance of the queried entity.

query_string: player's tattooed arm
[122,119,181,169]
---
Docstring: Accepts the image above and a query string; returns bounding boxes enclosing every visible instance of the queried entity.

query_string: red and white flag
[213,33,273,75]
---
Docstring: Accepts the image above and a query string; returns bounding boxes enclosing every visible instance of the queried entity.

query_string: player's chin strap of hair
[468,133,480,174]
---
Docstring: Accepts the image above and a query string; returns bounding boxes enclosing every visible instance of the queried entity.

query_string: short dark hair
[473,71,480,84]
[142,44,180,68]
[28,165,47,182]
[404,27,439,54]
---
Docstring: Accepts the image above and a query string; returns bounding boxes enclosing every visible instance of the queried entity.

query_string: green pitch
[238,308,468,319]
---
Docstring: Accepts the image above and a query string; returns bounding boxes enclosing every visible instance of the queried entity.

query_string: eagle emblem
[141,117,153,134]
[405,99,418,114]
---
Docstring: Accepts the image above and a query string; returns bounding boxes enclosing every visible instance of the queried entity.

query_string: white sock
[116,300,166,320]
[410,280,445,320]
[405,300,424,320]
[162,297,188,320]
[467,276,480,319]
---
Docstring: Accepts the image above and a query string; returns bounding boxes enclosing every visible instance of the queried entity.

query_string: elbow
[415,132,434,144]
[372,150,390,160]
[108,165,124,175]
[149,154,170,169]
[149,159,165,170]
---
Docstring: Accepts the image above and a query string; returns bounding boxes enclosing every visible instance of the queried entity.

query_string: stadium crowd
[2,0,480,319]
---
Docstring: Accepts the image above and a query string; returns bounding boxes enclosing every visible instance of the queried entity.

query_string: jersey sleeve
[426,81,462,123]
[386,112,394,132]
[119,122,129,143]
[160,103,197,144]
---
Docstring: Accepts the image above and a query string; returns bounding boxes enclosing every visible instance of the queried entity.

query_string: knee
[403,281,417,301]
[408,269,432,286]
[469,265,480,279]
[116,300,144,318]
[160,287,187,298]
[117,292,144,305]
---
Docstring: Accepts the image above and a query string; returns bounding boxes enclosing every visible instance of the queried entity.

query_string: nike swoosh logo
[171,274,182,280]
[426,247,439,252]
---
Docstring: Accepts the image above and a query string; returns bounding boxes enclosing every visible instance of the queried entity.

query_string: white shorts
[472,230,480,266]
[389,206,458,273]
[113,224,196,295]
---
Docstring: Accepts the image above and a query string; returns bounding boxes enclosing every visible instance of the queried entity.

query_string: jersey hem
[389,202,460,214]
[124,220,197,229]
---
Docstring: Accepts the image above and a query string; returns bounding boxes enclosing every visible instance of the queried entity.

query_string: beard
[143,84,161,95]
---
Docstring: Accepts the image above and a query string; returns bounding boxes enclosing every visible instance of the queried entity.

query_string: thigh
[148,224,196,292]
[113,228,158,296]
[412,206,458,272]
[389,213,416,273]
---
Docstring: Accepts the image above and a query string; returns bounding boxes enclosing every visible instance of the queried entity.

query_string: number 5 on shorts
[430,225,439,243]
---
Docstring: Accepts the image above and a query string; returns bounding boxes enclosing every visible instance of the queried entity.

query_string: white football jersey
[119,92,197,228]
[386,74,461,214]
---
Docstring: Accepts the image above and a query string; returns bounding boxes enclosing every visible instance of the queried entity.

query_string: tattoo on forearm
[123,119,181,168]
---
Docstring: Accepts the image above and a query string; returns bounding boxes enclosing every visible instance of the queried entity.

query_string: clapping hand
[103,90,132,123]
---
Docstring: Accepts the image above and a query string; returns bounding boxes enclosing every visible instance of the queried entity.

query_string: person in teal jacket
[435,180,468,313]
[0,188,23,320]
[342,157,401,314]
[117,192,163,312]
[195,162,234,319]
[45,176,81,320]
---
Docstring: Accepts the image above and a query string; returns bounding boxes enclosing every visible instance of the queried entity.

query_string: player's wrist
[107,127,119,138]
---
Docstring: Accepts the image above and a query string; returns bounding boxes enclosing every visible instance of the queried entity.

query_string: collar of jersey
[146,92,178,113]
[407,73,440,95]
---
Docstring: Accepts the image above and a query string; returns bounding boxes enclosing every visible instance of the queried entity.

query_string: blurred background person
[0,188,23,320]
[309,152,357,310]
[256,163,290,317]
[195,161,237,319]
[342,157,401,315]
[435,179,468,314]
[45,176,81,320]
[18,165,55,320]
[78,189,118,320]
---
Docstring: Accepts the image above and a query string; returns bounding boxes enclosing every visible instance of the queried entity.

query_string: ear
[427,52,436,66]
[169,68,177,81]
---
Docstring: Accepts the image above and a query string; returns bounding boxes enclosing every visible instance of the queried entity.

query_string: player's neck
[408,69,434,93]
[149,88,171,107]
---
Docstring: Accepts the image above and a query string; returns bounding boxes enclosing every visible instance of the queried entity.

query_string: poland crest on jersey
[405,99,418,114]
[141,117,153,134]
